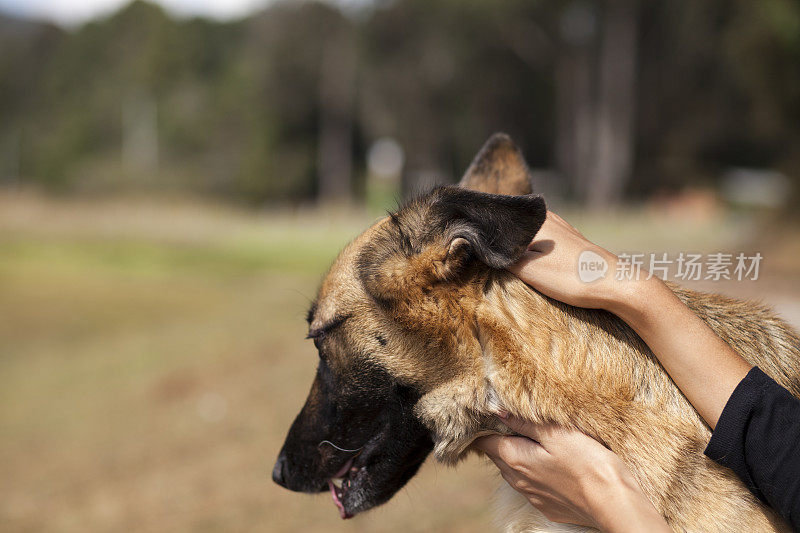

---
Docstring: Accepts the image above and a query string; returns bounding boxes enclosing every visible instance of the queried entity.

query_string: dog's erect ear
[430,188,546,269]
[458,133,533,196]
[359,187,546,302]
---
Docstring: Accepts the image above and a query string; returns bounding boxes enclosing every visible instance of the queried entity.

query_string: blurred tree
[0,0,799,206]
[634,0,800,201]
[243,1,356,203]
[591,0,638,208]
[555,0,598,201]
[362,0,553,197]
[0,14,62,186]
[317,13,356,203]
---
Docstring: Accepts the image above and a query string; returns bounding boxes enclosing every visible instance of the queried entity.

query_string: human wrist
[596,490,668,533]
[603,275,668,329]
[586,477,668,533]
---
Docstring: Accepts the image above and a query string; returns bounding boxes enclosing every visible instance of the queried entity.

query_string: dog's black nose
[272,453,288,487]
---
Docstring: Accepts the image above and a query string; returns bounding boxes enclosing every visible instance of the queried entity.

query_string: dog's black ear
[430,187,546,269]
[359,187,546,302]
[458,133,533,196]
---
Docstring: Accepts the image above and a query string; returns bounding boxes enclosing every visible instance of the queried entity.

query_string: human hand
[474,414,670,532]
[507,211,654,316]
[509,211,752,429]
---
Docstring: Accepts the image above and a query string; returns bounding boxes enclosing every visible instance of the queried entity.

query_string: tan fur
[309,135,799,532]
[458,133,534,196]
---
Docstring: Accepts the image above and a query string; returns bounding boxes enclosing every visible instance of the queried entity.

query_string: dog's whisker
[318,440,363,453]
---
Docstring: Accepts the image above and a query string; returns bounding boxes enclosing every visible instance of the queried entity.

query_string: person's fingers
[499,468,533,495]
[476,439,521,478]
[545,210,584,237]
[497,414,552,444]
[506,251,535,277]
[473,434,504,457]
[474,434,542,466]
[474,435,521,465]
[531,211,578,241]
[507,248,562,279]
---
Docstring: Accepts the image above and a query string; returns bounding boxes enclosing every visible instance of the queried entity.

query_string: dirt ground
[1,192,798,532]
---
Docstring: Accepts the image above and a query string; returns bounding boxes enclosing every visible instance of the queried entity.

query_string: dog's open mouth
[327,456,363,519]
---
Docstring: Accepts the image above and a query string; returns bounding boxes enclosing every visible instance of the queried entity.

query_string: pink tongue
[333,458,353,478]
[327,480,349,519]
[328,458,354,519]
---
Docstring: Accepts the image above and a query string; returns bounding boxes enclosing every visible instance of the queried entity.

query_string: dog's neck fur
[415,271,693,463]
[413,271,792,530]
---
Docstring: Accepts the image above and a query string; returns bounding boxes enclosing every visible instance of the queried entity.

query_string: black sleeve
[704,366,800,531]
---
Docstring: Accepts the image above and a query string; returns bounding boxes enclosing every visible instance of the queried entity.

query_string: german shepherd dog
[273,134,800,532]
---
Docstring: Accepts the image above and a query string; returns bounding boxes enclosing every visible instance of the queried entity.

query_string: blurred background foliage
[3,1,800,531]
[1,0,799,207]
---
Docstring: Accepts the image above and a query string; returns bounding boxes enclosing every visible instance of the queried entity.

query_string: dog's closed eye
[307,314,351,341]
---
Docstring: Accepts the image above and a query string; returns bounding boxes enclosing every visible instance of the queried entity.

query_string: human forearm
[589,482,671,533]
[506,210,762,525]
[607,277,752,429]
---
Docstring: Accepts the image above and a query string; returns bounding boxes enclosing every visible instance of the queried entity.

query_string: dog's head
[272,133,547,518]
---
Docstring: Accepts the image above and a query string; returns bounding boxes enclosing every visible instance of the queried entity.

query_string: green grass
[0,194,497,533]
[1,192,796,532]
[0,232,341,278]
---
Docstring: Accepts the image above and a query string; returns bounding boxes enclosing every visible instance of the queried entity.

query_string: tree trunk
[556,42,596,200]
[589,0,638,208]
[317,22,356,204]
[556,1,598,201]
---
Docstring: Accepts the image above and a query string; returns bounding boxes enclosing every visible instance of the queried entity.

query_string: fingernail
[496,409,508,419]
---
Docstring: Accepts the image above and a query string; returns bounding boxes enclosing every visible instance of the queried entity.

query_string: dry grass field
[1,192,798,532]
